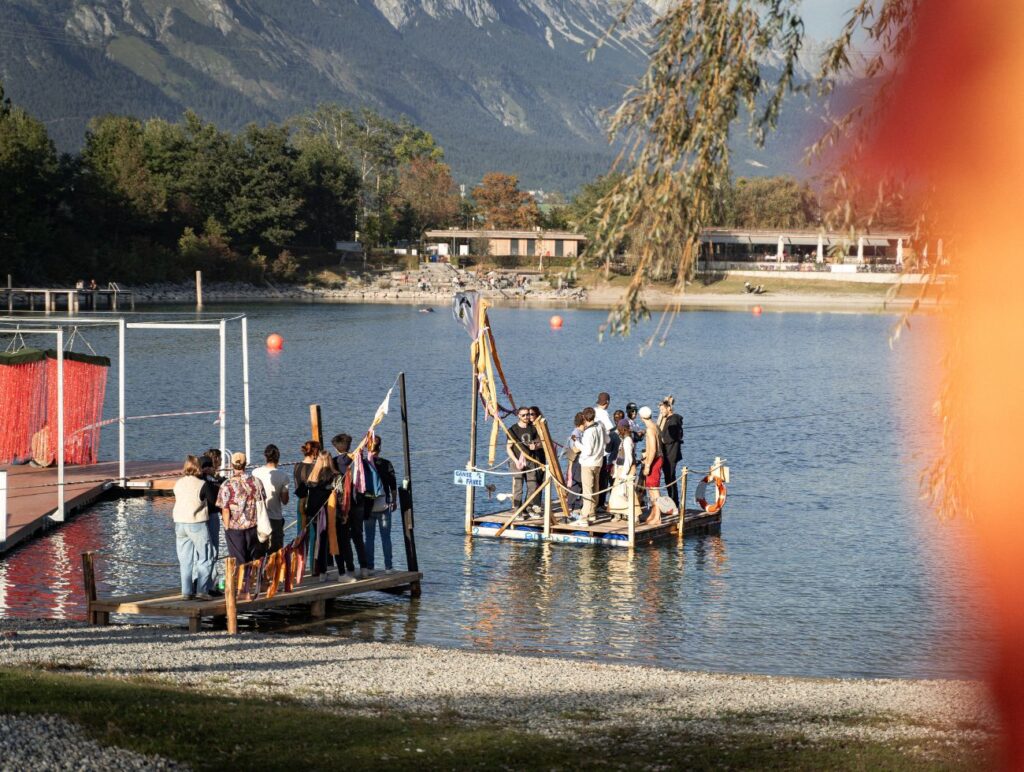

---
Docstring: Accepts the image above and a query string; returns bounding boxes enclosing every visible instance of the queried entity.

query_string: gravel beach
[0,713,183,771]
[0,620,992,748]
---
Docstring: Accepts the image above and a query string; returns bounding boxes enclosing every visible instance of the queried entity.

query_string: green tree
[0,81,61,281]
[81,115,167,222]
[225,123,303,246]
[396,157,461,236]
[723,176,819,228]
[293,134,360,248]
[472,173,540,229]
[568,173,623,241]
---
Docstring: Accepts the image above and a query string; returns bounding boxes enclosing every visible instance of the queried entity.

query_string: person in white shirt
[593,392,614,433]
[252,444,290,553]
[572,407,607,525]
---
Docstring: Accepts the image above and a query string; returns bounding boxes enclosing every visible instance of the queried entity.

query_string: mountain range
[0,0,832,192]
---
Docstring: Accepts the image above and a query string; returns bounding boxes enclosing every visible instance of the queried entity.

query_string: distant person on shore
[608,419,640,521]
[253,444,289,553]
[574,407,606,525]
[331,433,367,582]
[216,452,267,564]
[172,455,215,601]
[658,396,684,507]
[88,278,98,291]
[639,406,663,505]
[362,436,398,575]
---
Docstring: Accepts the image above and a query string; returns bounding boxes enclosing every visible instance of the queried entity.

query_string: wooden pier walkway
[0,461,179,555]
[84,562,423,633]
[2,286,135,313]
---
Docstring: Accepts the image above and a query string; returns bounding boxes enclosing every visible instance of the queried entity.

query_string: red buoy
[266,333,284,351]
[752,306,763,316]
[550,315,564,330]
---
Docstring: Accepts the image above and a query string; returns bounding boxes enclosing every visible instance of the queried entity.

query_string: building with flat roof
[424,229,585,259]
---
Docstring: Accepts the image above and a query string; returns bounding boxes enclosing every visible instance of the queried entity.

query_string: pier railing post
[224,557,238,635]
[398,372,420,594]
[628,478,636,548]
[309,404,323,448]
[543,471,552,538]
[679,466,688,542]
[81,551,97,624]
[0,470,7,551]
[465,358,479,535]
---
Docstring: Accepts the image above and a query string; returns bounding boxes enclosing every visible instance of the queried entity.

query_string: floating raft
[471,507,721,547]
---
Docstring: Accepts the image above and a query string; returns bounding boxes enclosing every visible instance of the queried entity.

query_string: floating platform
[471,507,721,547]
[84,562,423,633]
[0,460,180,555]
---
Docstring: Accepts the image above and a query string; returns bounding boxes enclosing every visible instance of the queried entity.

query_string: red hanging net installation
[35,350,110,466]
[0,348,49,464]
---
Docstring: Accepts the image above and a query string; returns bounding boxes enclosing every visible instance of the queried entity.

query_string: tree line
[0,80,903,285]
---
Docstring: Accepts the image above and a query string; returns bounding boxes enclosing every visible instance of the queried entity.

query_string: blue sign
[453,470,486,487]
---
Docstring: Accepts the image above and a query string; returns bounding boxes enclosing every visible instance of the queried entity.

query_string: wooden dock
[472,507,721,547]
[84,562,423,633]
[0,460,179,554]
[2,286,135,313]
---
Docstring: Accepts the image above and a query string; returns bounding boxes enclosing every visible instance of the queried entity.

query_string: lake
[0,302,988,679]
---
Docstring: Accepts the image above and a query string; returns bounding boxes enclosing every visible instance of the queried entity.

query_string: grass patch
[0,667,988,770]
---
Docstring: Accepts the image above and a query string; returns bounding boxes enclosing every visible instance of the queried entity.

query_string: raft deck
[472,507,721,547]
[84,564,423,633]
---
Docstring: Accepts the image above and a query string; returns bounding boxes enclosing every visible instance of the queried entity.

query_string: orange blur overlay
[868,2,1024,764]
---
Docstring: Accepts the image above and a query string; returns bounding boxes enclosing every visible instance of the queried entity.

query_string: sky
[801,0,857,40]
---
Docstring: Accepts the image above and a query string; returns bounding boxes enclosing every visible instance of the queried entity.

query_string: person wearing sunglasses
[507,407,542,513]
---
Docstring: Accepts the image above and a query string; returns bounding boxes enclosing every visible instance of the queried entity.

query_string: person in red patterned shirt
[216,451,266,563]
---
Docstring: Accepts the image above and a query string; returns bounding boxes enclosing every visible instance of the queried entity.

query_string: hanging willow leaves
[589,0,804,340]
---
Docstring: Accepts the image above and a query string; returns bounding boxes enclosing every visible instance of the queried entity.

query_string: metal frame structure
[0,313,251,533]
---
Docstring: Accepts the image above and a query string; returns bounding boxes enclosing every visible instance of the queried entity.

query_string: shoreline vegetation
[0,620,993,770]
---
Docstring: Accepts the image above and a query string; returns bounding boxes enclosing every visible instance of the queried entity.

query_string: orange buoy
[266,333,284,351]
[752,305,763,316]
[549,315,564,330]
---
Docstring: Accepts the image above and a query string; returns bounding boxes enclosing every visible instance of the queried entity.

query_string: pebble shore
[0,620,993,749]
[0,713,183,771]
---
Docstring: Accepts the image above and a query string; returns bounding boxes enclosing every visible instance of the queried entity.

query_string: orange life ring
[695,475,727,514]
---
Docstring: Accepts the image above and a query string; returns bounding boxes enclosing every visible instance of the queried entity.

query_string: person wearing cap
[608,418,640,520]
[639,406,664,505]
[216,451,267,564]
[625,402,644,445]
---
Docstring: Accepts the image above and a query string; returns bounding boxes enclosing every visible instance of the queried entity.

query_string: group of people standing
[171,436,399,601]
[506,392,683,527]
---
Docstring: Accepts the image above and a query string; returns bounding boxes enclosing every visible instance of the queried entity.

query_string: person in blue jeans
[361,436,398,574]
[171,455,215,600]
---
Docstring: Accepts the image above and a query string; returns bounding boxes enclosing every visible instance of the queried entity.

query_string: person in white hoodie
[573,406,607,524]
[172,455,215,601]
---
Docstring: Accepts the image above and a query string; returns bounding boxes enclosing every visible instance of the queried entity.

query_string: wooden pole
[494,481,546,538]
[628,479,636,548]
[398,373,420,585]
[196,270,204,309]
[679,466,688,541]
[465,358,479,534]
[224,557,237,634]
[535,417,571,522]
[309,404,323,448]
[81,551,97,624]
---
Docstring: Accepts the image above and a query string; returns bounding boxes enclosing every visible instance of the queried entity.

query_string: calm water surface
[0,303,988,679]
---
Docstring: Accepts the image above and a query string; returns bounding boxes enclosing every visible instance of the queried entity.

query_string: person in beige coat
[172,455,215,601]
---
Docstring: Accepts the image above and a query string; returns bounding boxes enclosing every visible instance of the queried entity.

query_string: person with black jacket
[658,396,684,507]
[361,436,399,575]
